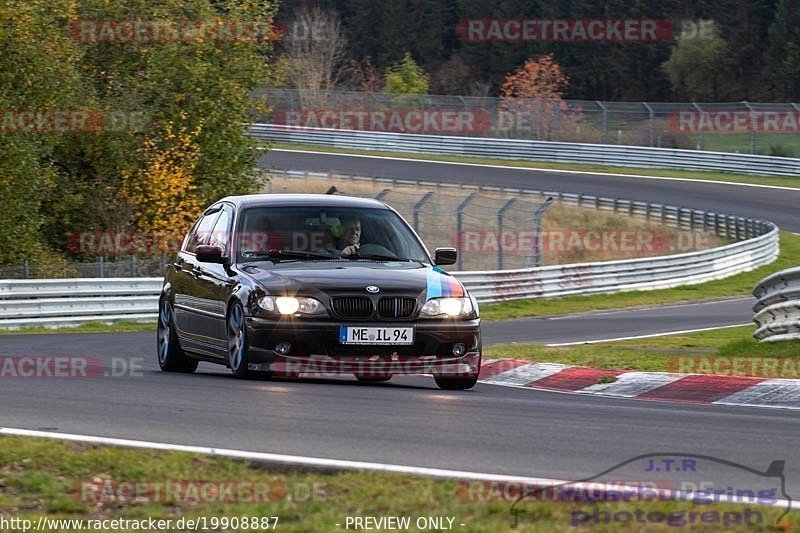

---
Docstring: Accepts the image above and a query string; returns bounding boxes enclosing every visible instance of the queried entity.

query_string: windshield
[236,206,430,264]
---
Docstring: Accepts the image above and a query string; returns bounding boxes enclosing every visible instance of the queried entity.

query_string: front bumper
[245,316,481,376]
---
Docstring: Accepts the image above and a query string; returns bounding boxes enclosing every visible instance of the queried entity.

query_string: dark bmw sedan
[158,194,482,389]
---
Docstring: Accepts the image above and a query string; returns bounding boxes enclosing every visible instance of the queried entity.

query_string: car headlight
[419,297,474,319]
[258,296,327,316]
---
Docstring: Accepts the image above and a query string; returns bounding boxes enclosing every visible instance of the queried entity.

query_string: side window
[183,212,219,254]
[208,207,232,254]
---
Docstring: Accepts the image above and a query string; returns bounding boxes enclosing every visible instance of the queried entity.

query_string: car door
[194,204,235,350]
[172,207,222,349]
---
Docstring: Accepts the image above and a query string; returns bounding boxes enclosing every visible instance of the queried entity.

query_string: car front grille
[377,297,417,319]
[330,296,373,319]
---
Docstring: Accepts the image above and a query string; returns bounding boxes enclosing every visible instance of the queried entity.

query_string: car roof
[216,193,390,210]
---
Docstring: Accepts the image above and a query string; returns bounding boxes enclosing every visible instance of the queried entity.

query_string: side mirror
[196,245,225,264]
[434,247,457,266]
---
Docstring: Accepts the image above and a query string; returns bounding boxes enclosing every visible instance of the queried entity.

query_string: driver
[328,216,361,256]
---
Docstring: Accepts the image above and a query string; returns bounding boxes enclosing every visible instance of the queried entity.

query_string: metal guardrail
[254,88,800,155]
[250,124,800,177]
[753,268,800,342]
[0,198,779,326]
[0,278,162,328]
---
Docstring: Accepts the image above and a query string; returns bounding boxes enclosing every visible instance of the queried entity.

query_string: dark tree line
[275,0,800,101]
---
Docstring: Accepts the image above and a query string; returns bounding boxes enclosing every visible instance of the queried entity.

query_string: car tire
[355,374,392,383]
[434,375,479,390]
[157,298,198,373]
[226,302,251,378]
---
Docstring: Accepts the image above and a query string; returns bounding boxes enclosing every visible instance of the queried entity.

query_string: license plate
[339,326,414,345]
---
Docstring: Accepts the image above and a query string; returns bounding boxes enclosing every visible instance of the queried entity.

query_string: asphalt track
[261,149,800,232]
[2,150,799,499]
[1,331,798,493]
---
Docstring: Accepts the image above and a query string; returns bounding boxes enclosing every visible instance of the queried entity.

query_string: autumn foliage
[123,122,203,253]
[499,54,582,140]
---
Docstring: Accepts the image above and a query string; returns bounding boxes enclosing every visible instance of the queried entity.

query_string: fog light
[275,342,292,355]
[452,343,466,357]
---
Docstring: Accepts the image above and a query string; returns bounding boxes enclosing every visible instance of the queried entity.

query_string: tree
[383,52,429,94]
[662,21,730,100]
[281,6,348,99]
[499,54,581,141]
[0,0,81,264]
[765,0,800,99]
[123,121,204,250]
[1,0,278,264]
[344,57,384,92]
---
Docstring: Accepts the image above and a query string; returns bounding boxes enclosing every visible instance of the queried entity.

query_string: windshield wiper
[242,249,336,262]
[343,252,413,262]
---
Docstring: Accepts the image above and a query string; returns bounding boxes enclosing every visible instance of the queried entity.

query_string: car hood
[239,262,465,299]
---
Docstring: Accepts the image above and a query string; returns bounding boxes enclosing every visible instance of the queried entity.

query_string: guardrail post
[98,256,104,278]
[456,193,477,270]
[130,255,136,277]
[497,198,517,270]
[23,259,29,279]
[413,191,434,233]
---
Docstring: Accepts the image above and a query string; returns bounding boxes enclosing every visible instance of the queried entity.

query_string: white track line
[546,323,752,346]
[272,148,800,193]
[0,428,789,510]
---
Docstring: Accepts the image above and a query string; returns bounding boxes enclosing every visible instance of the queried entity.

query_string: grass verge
[485,325,800,376]
[0,320,155,336]
[271,142,800,189]
[480,231,799,320]
[0,436,795,531]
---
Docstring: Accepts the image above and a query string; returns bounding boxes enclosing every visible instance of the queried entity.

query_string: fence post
[456,193,477,270]
[597,101,608,144]
[692,103,705,151]
[643,102,655,147]
[555,99,562,141]
[497,198,517,270]
[413,191,434,233]
[528,197,554,268]
[743,101,756,154]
